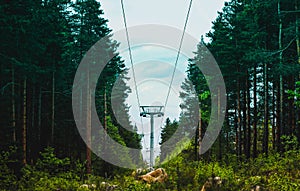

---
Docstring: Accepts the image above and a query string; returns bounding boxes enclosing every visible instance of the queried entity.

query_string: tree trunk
[288,77,295,135]
[263,61,269,156]
[225,109,230,155]
[86,66,92,174]
[272,82,276,150]
[276,80,281,151]
[218,87,222,160]
[31,86,36,163]
[253,66,257,158]
[295,0,300,140]
[246,70,251,159]
[237,75,242,158]
[243,87,247,156]
[12,64,16,142]
[194,123,198,161]
[198,108,202,160]
[104,86,107,133]
[38,87,42,151]
[234,108,238,157]
[103,86,108,174]
[278,0,284,140]
[296,0,300,65]
[22,78,27,165]
[51,70,55,146]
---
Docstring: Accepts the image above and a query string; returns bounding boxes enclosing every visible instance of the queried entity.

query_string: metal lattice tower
[140,106,164,168]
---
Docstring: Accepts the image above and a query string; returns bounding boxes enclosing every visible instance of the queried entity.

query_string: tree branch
[281,10,300,13]
[0,82,17,95]
[264,37,297,57]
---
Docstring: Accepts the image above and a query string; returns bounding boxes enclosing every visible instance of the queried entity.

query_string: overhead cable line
[160,0,194,128]
[163,0,193,110]
[120,0,145,147]
[120,0,141,109]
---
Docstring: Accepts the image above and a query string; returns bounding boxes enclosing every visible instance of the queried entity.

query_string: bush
[0,146,17,190]
[18,147,82,191]
[194,161,239,190]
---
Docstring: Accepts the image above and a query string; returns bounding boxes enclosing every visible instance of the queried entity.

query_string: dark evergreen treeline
[184,0,300,161]
[0,0,141,176]
[156,1,300,189]
[159,0,300,163]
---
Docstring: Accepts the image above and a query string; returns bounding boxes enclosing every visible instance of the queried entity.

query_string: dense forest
[0,0,300,190]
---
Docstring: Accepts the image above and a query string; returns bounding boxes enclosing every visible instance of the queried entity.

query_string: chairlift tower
[140,106,164,168]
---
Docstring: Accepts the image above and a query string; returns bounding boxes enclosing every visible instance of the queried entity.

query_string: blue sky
[100,0,225,165]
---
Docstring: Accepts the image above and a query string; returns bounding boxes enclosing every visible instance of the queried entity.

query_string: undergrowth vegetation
[0,145,299,191]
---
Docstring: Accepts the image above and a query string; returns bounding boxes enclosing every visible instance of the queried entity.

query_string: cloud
[100,0,225,41]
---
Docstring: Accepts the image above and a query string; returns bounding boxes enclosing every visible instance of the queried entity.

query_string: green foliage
[199,90,211,123]
[159,148,300,191]
[281,135,299,152]
[160,118,179,162]
[233,151,300,191]
[35,147,71,175]
[287,81,300,107]
[268,173,300,191]
[0,146,299,190]
[115,176,150,191]
[194,161,238,190]
[19,147,83,191]
[24,177,81,191]
[0,146,17,190]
